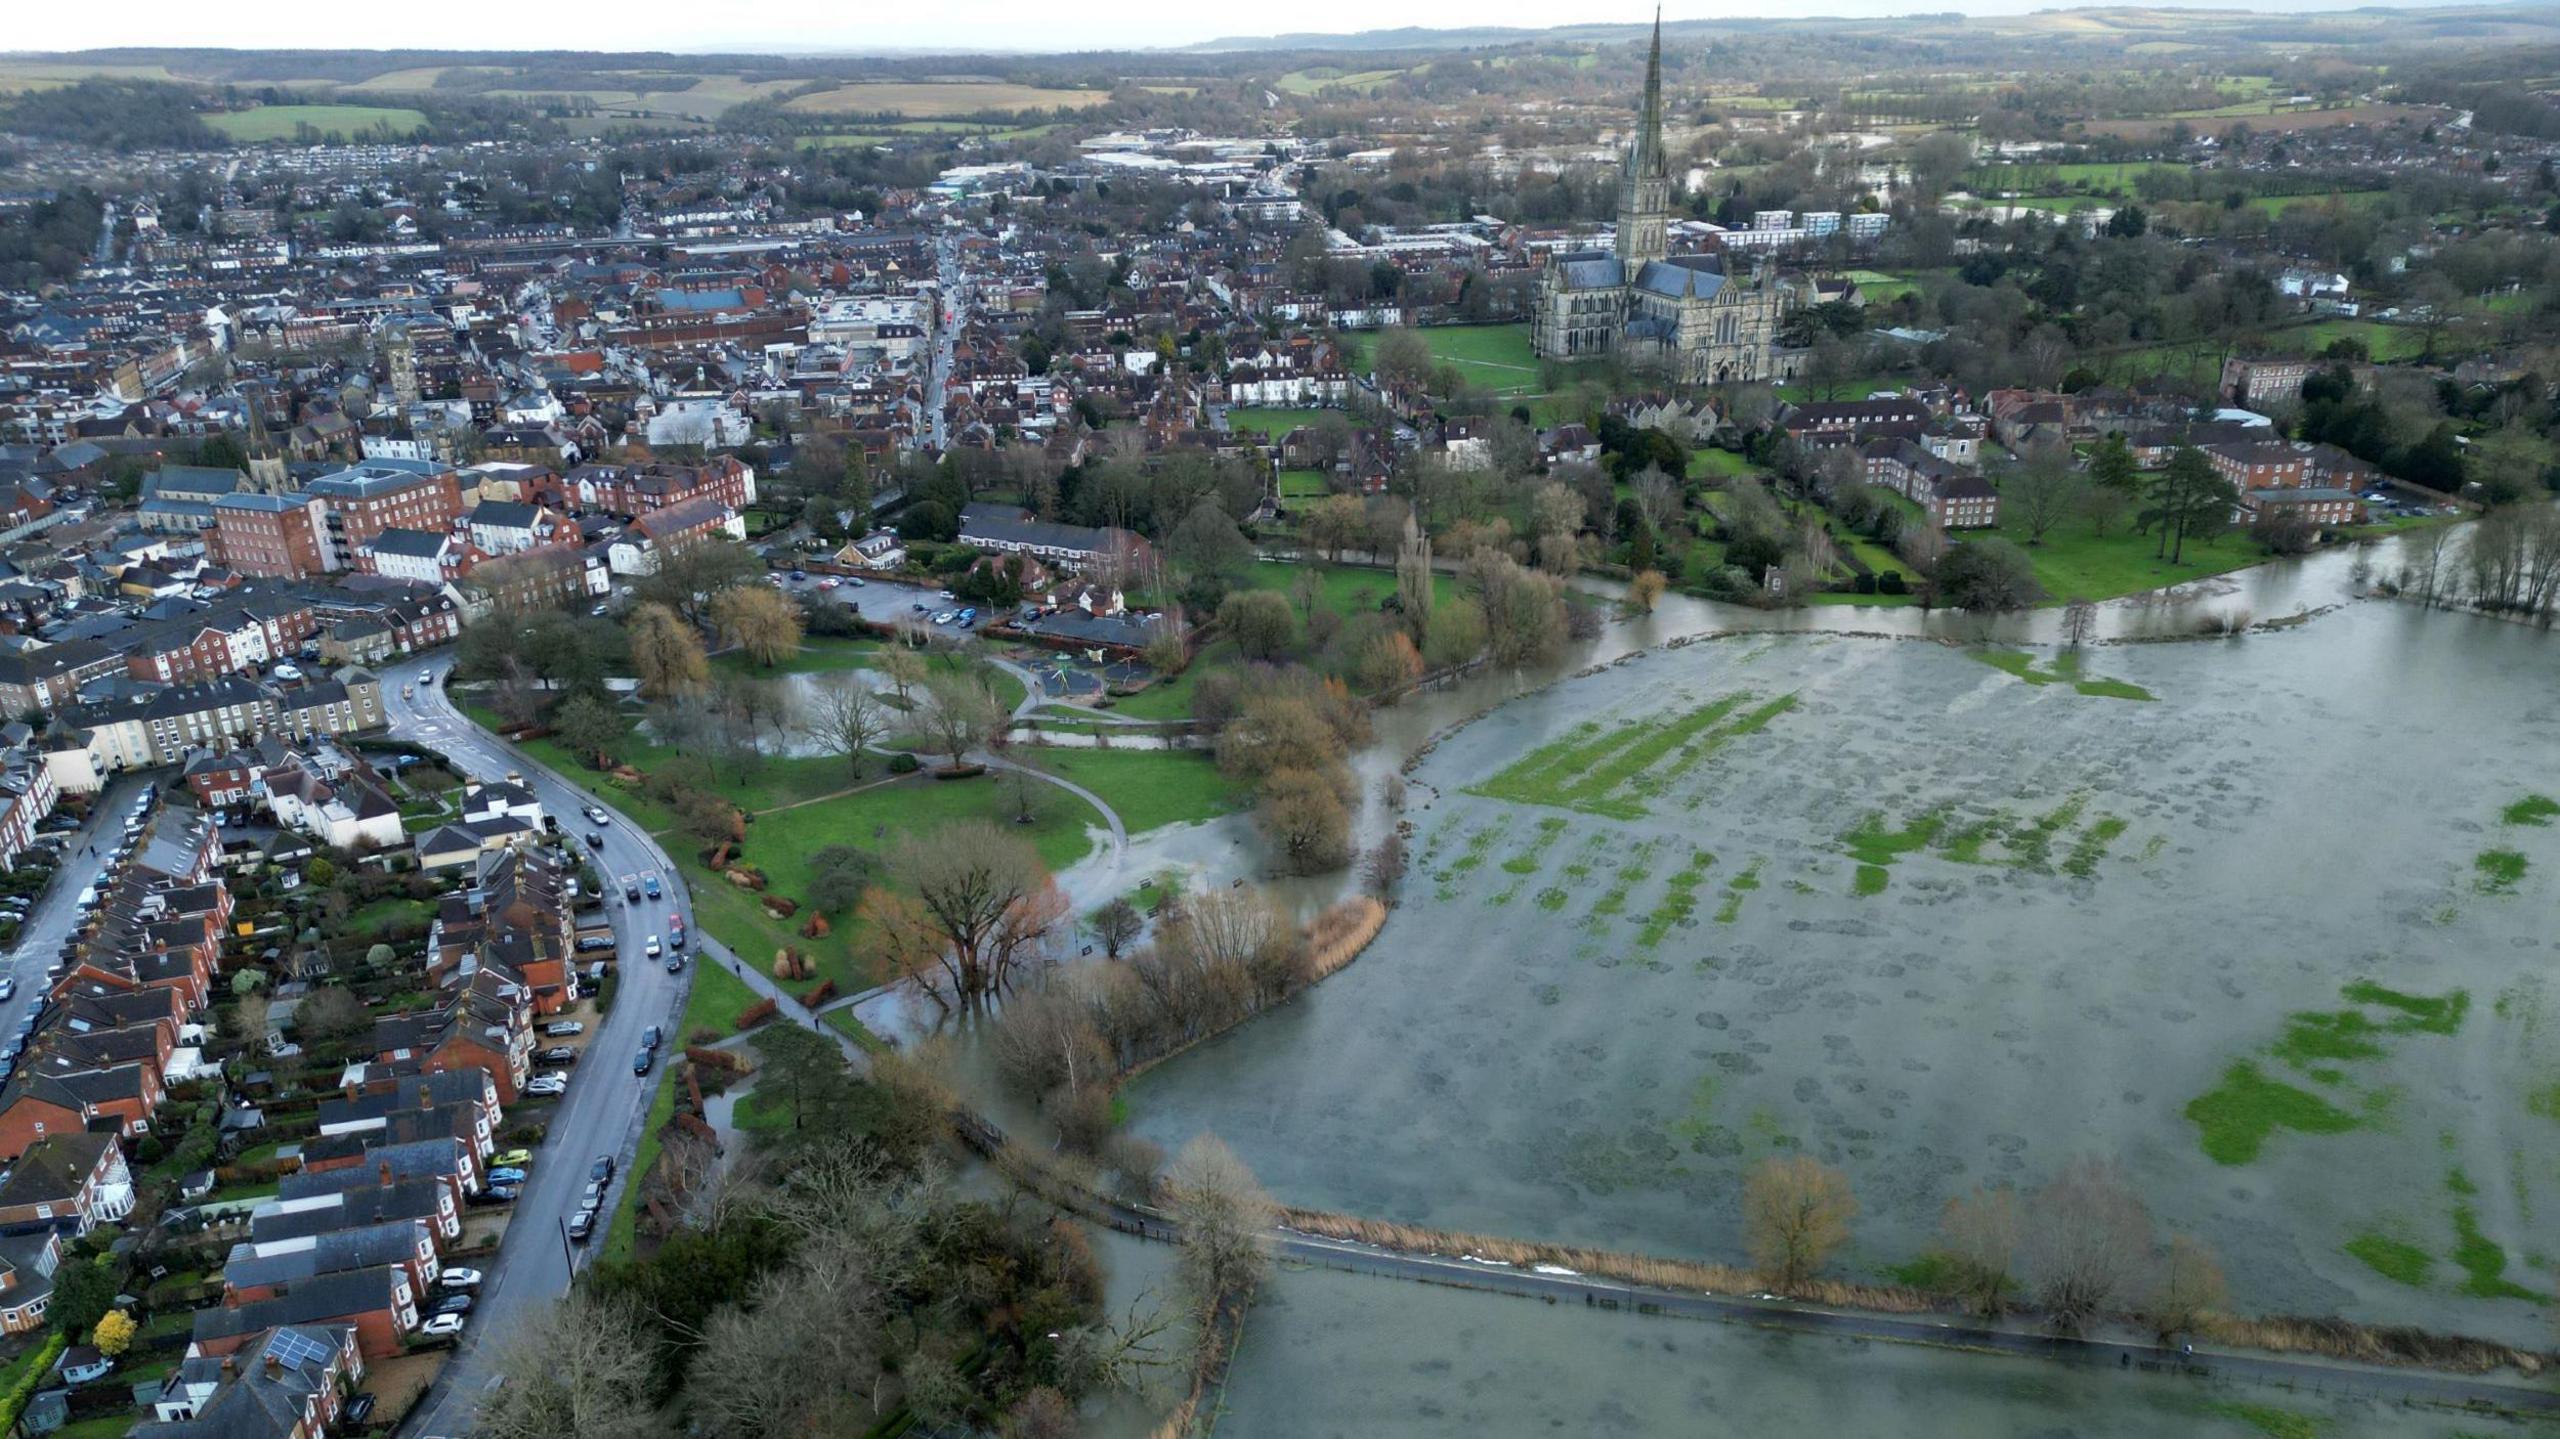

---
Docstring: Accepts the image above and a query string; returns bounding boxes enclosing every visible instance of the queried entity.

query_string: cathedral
[1530,18,1805,386]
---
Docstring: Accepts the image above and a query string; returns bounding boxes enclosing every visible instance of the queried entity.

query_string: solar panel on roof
[264,1326,335,1372]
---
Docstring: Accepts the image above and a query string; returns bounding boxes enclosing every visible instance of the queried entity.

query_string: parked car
[640,1025,661,1051]
[419,1313,467,1338]
[591,1155,616,1183]
[417,670,433,685]
[491,1149,532,1168]
[487,1168,528,1185]
[479,1184,520,1203]
[537,1046,577,1065]
[633,1049,654,1076]
[542,1021,585,1037]
[666,953,685,974]
[0,979,15,1002]
[818,577,841,591]
[342,1394,376,1426]
[439,1268,483,1289]
[576,935,615,953]
[525,1074,568,1097]
[566,1210,596,1243]
[431,1294,474,1317]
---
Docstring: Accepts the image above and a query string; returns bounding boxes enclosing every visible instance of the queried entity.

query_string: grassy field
[1023,748,1248,834]
[784,82,1110,117]
[207,104,427,141]
[1277,67,1409,95]
[2244,190,2390,218]
[1344,324,1541,394]
[1227,558,1459,623]
[1967,161,2192,191]
[1227,406,1331,438]
[1994,511,2261,602]
[1278,469,1333,499]
[709,634,884,678]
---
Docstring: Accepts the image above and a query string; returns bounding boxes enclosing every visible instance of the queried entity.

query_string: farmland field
[207,104,428,141]
[1277,67,1409,95]
[784,81,1112,117]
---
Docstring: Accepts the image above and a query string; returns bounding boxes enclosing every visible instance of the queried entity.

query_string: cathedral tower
[1614,11,1670,269]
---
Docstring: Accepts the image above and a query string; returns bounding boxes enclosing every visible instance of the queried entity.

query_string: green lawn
[2244,190,2389,218]
[2264,319,2435,363]
[1687,447,1761,480]
[1227,407,1329,438]
[207,104,426,141]
[1025,747,1248,834]
[1344,324,1541,394]
[1229,558,1456,623]
[604,958,777,1263]
[1108,639,1229,722]
[1278,469,1333,499]
[1996,512,2260,603]
[678,960,764,1039]
[344,896,433,936]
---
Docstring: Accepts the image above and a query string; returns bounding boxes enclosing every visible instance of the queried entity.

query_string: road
[2,774,146,1034]
[925,234,962,452]
[389,655,696,1439]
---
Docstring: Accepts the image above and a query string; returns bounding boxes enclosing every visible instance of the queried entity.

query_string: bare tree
[477,1290,666,1439]
[1938,1185,2023,1317]
[1742,1153,1858,1293]
[921,671,1007,769]
[2005,440,2088,546]
[1631,466,1682,534]
[2024,1155,2156,1333]
[2060,598,2098,649]
[1091,897,1144,958]
[1161,1135,1276,1332]
[2142,1234,2227,1342]
[868,821,1068,1012]
[799,678,886,778]
[1363,831,1408,899]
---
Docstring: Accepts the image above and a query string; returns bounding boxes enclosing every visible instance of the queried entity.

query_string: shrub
[738,999,779,1030]
[888,752,921,774]
[1878,571,1907,595]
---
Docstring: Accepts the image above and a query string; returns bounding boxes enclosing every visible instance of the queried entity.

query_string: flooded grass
[2062,816,2131,877]
[2187,1061,2366,1164]
[1636,849,1716,948]
[1713,857,1764,923]
[2345,1231,2435,1287]
[2207,1402,2324,1439]
[2499,793,2558,827]
[2448,1205,2542,1300]
[1466,692,1795,820]
[1971,646,2157,701]
[2471,849,2528,895]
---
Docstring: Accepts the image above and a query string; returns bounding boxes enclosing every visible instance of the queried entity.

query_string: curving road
[391,655,701,1439]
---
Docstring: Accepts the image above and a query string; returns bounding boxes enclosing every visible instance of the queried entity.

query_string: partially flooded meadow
[1127,602,2560,1343]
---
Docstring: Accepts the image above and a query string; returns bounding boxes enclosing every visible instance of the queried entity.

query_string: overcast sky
[8,0,2442,56]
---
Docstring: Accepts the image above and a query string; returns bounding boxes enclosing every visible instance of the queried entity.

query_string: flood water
[1125,565,2560,1348]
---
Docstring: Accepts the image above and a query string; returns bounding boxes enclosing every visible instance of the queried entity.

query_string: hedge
[0,1333,67,1433]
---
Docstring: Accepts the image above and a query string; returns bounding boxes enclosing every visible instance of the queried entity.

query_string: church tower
[1614,11,1670,269]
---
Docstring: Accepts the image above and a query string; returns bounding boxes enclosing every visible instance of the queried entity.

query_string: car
[931,610,954,625]
[584,831,605,849]
[669,914,685,939]
[818,577,841,591]
[542,1021,585,1037]
[0,980,14,1002]
[342,1394,376,1427]
[640,1025,661,1051]
[481,1184,521,1203]
[590,1155,616,1184]
[586,806,611,826]
[417,670,432,685]
[566,1210,596,1243]
[487,1167,527,1185]
[667,953,685,973]
[633,1049,654,1076]
[525,1075,568,1097]
[957,608,977,627]
[912,602,930,613]
[432,1293,474,1317]
[643,874,661,900]
[491,1149,532,1168]
[788,569,808,582]
[439,1268,483,1289]
[643,935,661,958]
[419,1313,467,1338]
[591,601,611,616]
[576,934,615,953]
[938,589,956,599]
[848,576,867,587]
[623,883,641,903]
[538,1046,577,1065]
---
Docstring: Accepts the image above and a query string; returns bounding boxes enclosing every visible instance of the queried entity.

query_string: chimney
[264,1353,282,1380]
[378,1159,393,1186]
[221,1355,238,1377]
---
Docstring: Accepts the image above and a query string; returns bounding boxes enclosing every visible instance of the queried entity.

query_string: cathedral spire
[1628,8,1666,182]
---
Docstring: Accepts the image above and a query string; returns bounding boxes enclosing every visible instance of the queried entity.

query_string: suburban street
[387,654,696,1439]
[0,773,145,1035]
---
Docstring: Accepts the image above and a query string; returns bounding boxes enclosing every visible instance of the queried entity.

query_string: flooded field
[1208,1260,2535,1439]
[1127,601,2560,1343]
